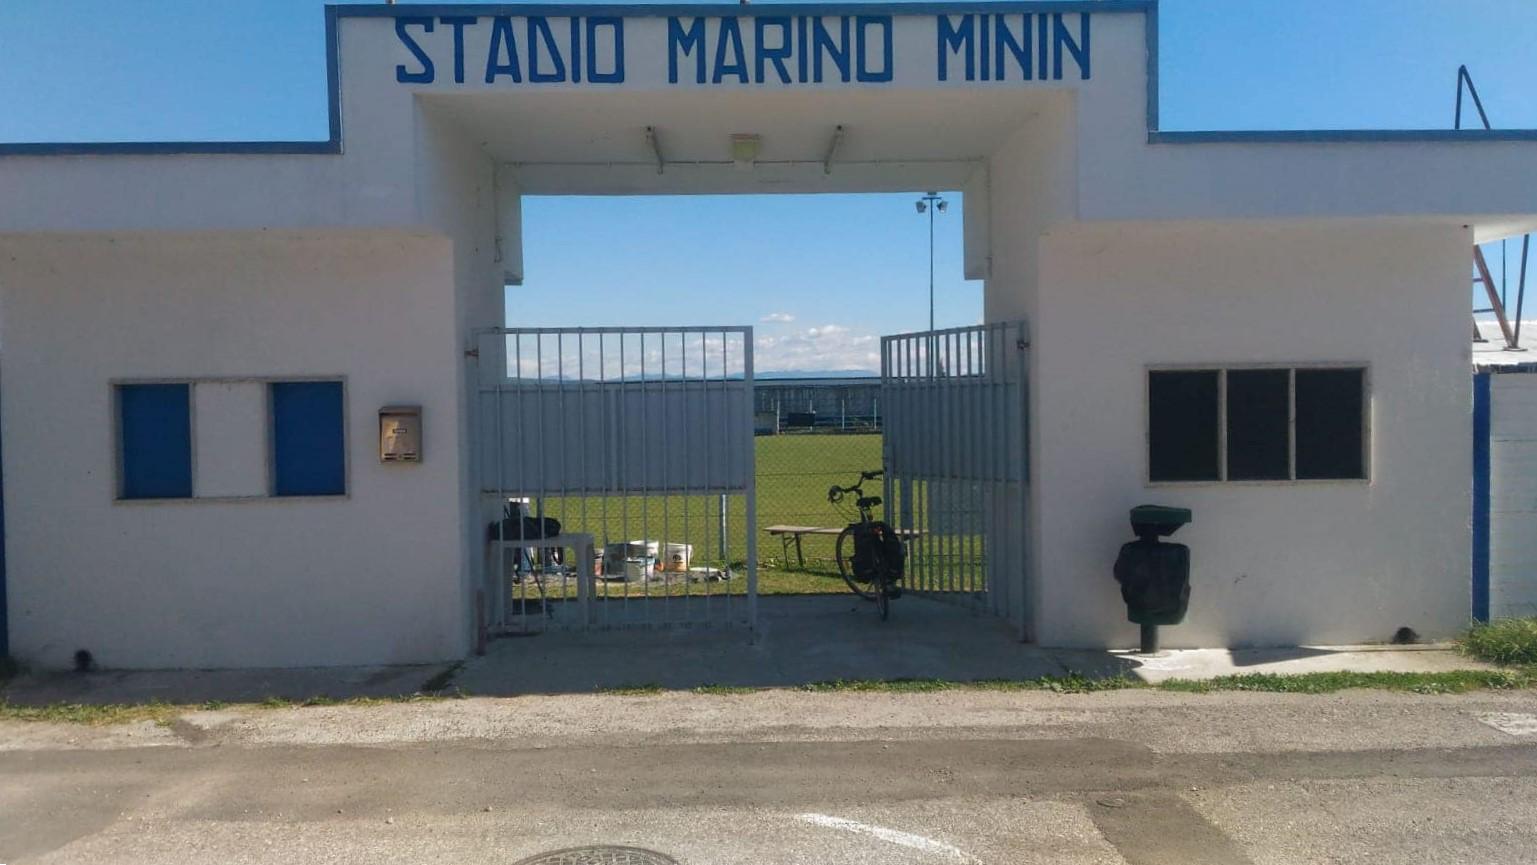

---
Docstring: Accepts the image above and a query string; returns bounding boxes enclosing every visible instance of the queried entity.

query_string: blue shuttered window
[271,381,346,497]
[119,384,193,499]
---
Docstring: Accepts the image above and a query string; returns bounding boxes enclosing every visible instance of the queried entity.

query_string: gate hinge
[464,348,480,358]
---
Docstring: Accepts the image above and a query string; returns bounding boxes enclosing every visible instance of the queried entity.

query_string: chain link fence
[754,430,884,590]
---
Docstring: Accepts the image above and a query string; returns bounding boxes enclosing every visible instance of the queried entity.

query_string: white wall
[1490,373,1537,619]
[0,232,469,669]
[983,97,1076,637]
[1030,222,1472,648]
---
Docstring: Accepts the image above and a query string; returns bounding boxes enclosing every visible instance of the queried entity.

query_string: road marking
[1477,712,1537,736]
[796,813,980,863]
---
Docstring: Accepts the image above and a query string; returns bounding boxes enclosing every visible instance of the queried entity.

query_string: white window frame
[110,375,351,504]
[1144,363,1372,487]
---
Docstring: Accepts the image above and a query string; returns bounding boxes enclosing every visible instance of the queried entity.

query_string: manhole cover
[512,847,678,865]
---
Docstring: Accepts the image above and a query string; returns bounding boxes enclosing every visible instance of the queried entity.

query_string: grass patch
[596,683,666,696]
[0,699,184,726]
[1159,669,1536,695]
[692,684,758,695]
[801,674,1142,694]
[1463,618,1537,666]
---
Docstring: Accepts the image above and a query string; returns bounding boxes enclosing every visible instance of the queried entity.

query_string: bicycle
[828,469,907,621]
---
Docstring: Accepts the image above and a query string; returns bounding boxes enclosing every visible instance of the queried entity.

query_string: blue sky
[2,1,1533,370]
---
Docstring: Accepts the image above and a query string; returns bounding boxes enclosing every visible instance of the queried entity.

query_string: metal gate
[472,326,756,635]
[881,321,1030,637]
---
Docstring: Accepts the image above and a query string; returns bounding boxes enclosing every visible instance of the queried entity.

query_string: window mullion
[1217,368,1228,482]
[1288,368,1298,481]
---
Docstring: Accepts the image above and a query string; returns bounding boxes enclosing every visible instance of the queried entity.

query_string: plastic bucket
[663,543,693,572]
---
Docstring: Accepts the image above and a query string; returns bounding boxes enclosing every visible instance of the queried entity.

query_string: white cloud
[756,323,882,374]
[761,312,796,323]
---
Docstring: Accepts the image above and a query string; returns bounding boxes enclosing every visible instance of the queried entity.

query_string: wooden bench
[764,524,920,570]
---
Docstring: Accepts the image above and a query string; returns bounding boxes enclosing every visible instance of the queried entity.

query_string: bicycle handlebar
[829,469,886,504]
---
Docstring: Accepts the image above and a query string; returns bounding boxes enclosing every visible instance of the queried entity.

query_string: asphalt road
[3,688,1536,864]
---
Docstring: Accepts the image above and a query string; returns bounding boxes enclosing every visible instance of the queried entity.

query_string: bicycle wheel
[836,526,879,601]
[876,578,890,621]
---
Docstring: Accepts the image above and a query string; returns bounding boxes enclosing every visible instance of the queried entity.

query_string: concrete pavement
[3,687,1537,864]
[2,596,1494,705]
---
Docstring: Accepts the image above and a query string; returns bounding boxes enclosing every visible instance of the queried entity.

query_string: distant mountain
[756,369,878,380]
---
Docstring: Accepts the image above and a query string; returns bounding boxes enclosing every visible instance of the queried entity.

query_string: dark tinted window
[1226,370,1290,480]
[1295,369,1365,479]
[1148,371,1219,482]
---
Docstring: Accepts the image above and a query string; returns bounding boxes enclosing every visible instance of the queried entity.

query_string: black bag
[488,508,562,542]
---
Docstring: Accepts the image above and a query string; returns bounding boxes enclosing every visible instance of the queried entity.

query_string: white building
[2,2,1535,669]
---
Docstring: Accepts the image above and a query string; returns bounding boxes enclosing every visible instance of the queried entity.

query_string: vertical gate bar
[511,332,524,632]
[535,334,547,626]
[938,331,948,594]
[679,331,691,622]
[952,330,962,594]
[661,331,672,625]
[722,331,732,624]
[967,328,977,599]
[942,330,953,594]
[681,331,692,623]
[946,331,959,596]
[1019,321,1028,629]
[561,334,586,626]
[885,334,897,565]
[698,336,711,621]
[973,327,983,601]
[579,332,591,618]
[619,333,630,620]
[927,332,935,594]
[743,328,758,631]
[1002,323,1012,613]
[593,331,605,623]
[640,332,652,626]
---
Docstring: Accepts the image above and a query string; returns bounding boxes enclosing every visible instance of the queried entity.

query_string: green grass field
[526,432,882,595]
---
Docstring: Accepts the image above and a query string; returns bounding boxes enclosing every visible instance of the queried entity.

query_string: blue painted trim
[1143,0,1537,144]
[325,6,343,148]
[0,141,341,156]
[1472,372,1492,623]
[5,0,1536,156]
[0,387,7,660]
[1144,0,1158,137]
[1150,129,1537,144]
[336,2,1154,16]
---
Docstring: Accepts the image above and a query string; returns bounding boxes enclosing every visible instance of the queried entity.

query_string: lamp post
[915,192,948,374]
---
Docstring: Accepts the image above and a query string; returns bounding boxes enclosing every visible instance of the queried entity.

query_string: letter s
[396,17,436,83]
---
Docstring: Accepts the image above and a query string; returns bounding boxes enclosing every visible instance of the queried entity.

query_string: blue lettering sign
[1053,13,1090,80]
[586,17,625,84]
[441,15,477,84]
[996,15,1032,81]
[855,16,892,83]
[713,17,749,84]
[936,13,1089,82]
[527,17,567,83]
[812,17,850,84]
[386,13,1089,89]
[485,16,522,83]
[937,15,973,82]
[668,17,708,84]
[395,17,436,84]
[755,17,793,84]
